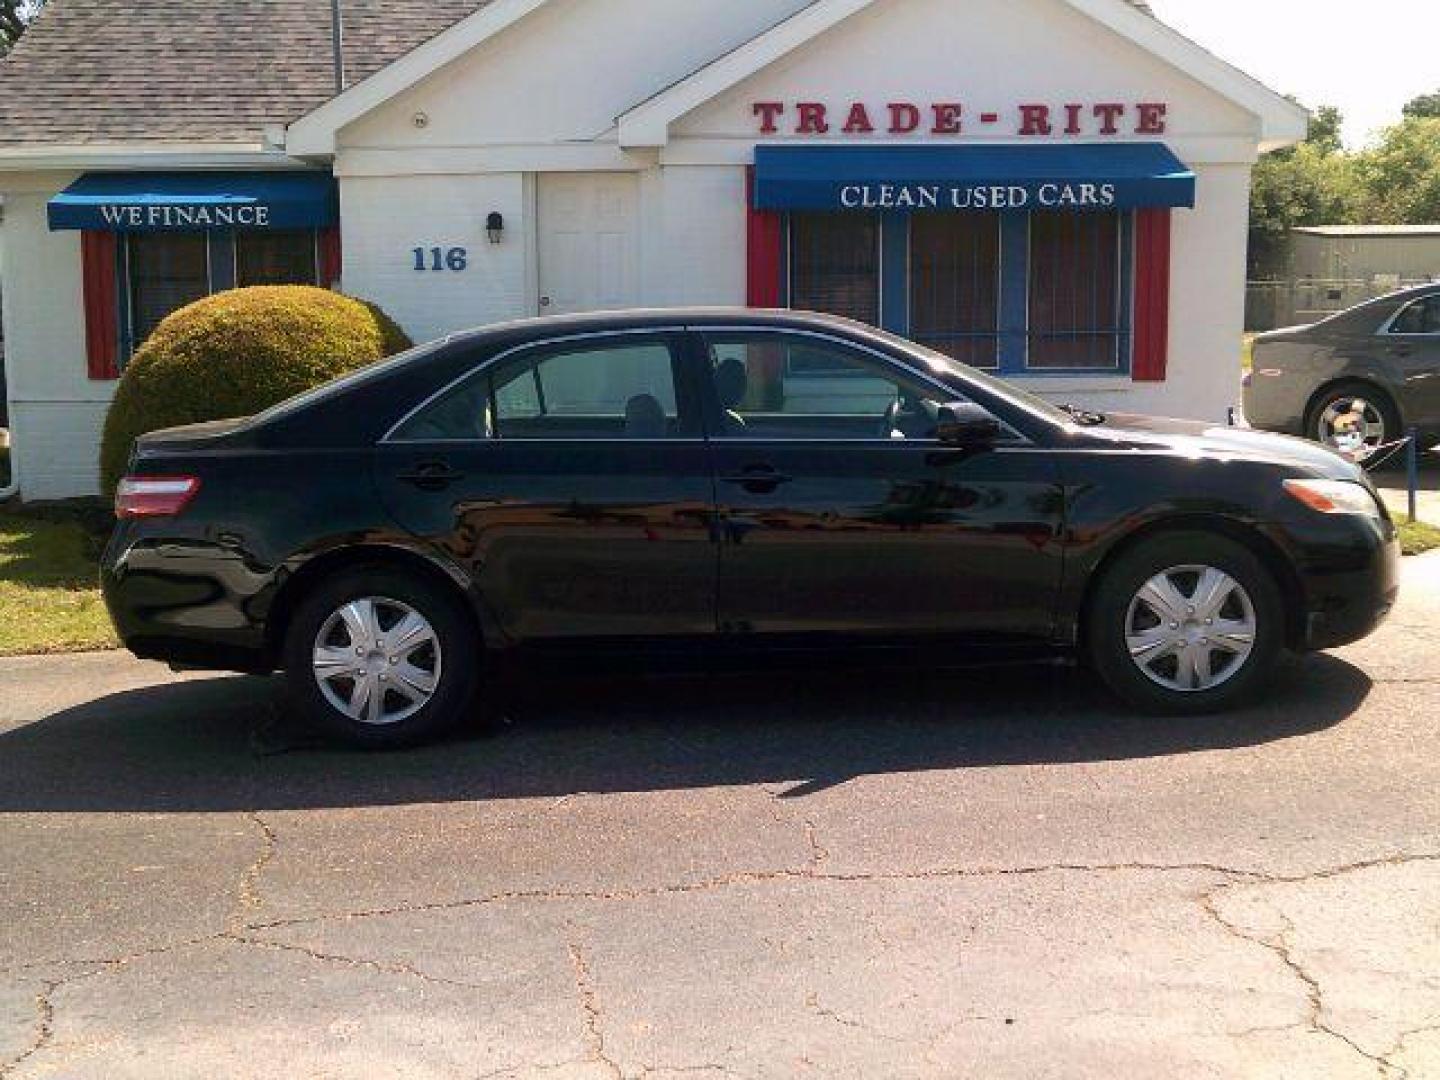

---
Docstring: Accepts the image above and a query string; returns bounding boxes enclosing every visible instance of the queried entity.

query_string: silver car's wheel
[312,597,443,726]
[1124,565,1257,693]
[1315,395,1388,461]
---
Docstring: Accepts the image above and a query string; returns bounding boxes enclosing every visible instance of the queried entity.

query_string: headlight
[1283,479,1382,518]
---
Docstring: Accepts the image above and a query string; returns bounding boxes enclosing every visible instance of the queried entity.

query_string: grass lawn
[1397,516,1440,557]
[0,501,118,656]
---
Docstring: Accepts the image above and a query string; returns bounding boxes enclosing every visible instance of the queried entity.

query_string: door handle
[397,462,465,491]
[720,465,793,494]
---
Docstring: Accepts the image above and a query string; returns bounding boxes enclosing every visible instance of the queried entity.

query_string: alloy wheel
[312,597,443,725]
[1124,565,1257,693]
[1316,396,1387,461]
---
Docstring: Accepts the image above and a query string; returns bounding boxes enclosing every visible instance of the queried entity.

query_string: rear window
[252,338,453,427]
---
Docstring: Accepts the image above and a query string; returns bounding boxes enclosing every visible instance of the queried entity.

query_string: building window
[789,213,880,331]
[1027,212,1123,370]
[909,214,1002,369]
[126,233,210,346]
[237,230,320,287]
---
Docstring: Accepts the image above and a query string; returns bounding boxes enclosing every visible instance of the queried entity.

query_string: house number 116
[412,246,469,272]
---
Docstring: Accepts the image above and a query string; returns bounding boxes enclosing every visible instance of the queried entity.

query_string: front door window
[702,333,946,441]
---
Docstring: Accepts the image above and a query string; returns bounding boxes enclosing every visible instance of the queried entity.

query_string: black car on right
[1244,284,1440,463]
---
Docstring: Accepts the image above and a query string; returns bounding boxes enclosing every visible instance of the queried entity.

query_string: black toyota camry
[103,309,1399,748]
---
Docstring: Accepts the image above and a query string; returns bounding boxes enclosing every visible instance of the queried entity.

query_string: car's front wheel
[282,566,479,748]
[1085,531,1284,714]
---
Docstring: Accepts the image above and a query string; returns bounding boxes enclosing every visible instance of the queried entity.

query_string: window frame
[115,228,324,366]
[1379,295,1440,337]
[785,211,883,339]
[1022,210,1133,374]
[782,210,1136,378]
[121,231,213,360]
[234,229,322,289]
[906,212,1005,372]
[383,328,704,445]
[688,326,1028,446]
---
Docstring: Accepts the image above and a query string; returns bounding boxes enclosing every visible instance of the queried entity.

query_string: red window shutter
[745,166,782,308]
[318,226,343,289]
[81,231,120,380]
[1132,208,1172,382]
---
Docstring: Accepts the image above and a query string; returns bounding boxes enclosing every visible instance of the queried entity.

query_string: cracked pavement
[2,558,1439,1078]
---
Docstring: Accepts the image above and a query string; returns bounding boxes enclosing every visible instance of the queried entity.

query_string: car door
[375,331,717,643]
[1382,294,1440,427]
[693,328,1065,646]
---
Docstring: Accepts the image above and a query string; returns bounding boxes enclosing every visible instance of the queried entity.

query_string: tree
[1354,117,1440,225]
[1306,105,1345,155]
[0,0,43,57]
[1247,104,1360,275]
[1402,91,1440,120]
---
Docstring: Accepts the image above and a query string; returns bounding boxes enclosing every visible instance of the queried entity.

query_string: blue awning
[753,143,1196,213]
[48,171,339,232]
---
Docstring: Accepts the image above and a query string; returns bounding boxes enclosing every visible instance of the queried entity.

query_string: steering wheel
[878,399,903,439]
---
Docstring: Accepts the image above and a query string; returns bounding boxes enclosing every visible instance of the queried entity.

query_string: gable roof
[0,0,1193,160]
[286,0,1166,157]
[0,0,489,149]
[616,0,1306,150]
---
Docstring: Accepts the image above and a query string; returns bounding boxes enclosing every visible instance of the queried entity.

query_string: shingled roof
[0,0,1156,149]
[0,0,489,146]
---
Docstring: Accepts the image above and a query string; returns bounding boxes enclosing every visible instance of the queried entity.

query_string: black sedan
[104,309,1399,747]
[1244,284,1440,462]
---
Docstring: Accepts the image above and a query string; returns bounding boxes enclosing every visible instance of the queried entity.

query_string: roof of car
[432,307,912,355]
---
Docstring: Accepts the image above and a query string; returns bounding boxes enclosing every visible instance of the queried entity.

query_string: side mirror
[935,401,1003,446]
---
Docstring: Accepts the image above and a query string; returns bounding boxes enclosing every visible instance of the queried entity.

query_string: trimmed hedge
[99,287,411,494]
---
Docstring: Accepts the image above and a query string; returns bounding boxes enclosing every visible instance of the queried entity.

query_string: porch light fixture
[486,212,505,244]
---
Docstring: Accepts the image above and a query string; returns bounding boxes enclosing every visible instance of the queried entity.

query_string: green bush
[99,287,411,494]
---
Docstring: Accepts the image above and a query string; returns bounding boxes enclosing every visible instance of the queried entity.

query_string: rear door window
[391,336,692,442]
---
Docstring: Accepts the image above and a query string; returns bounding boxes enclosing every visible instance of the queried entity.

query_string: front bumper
[1290,517,1401,651]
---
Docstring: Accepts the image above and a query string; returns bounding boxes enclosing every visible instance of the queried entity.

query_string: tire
[282,565,480,749]
[1085,531,1285,715]
[1304,382,1399,464]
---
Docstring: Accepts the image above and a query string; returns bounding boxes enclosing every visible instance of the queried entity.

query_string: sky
[1147,0,1440,147]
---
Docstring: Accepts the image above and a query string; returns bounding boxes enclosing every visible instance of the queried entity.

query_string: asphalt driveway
[2,558,1438,1078]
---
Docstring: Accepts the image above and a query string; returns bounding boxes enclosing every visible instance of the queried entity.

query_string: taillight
[115,476,201,519]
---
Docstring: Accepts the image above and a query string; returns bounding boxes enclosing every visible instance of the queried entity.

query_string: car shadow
[0,652,1373,814]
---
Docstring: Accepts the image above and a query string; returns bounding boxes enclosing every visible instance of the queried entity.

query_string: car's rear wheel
[1085,531,1284,714]
[282,566,479,749]
[1305,382,1398,464]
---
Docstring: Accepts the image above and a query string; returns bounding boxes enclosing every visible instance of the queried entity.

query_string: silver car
[1243,284,1440,462]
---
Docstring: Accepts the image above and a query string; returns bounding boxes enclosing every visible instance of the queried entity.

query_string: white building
[0,0,1305,500]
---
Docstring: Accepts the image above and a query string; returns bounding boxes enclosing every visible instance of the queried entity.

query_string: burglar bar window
[237,230,320,287]
[788,213,880,370]
[1027,211,1123,369]
[909,214,1002,369]
[127,233,209,347]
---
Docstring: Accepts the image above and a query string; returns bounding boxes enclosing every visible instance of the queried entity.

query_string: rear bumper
[101,531,277,674]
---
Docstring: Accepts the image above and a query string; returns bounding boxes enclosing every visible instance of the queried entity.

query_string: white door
[537,174,640,316]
